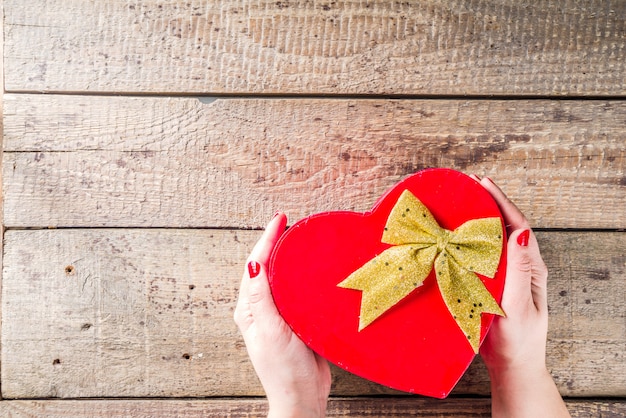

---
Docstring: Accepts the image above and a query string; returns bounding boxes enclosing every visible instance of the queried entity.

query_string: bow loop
[338,190,505,353]
[446,218,503,278]
[382,192,442,246]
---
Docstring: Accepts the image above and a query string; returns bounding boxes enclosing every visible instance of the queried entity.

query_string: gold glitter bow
[338,190,505,353]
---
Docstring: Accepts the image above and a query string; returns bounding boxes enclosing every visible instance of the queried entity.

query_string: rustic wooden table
[1,1,624,417]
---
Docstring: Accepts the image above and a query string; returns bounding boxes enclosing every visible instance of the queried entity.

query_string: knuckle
[233,308,251,331]
[536,261,549,281]
[233,302,248,327]
[247,281,265,305]
[233,307,243,325]
[515,252,533,274]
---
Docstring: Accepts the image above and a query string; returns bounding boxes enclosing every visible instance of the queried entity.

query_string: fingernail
[485,176,495,185]
[517,229,530,247]
[248,261,261,278]
[273,211,281,219]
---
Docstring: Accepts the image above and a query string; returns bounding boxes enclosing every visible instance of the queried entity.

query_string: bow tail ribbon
[338,190,505,353]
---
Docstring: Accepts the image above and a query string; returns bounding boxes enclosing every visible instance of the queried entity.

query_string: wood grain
[4,0,625,414]
[3,95,625,229]
[0,0,4,400]
[2,229,624,399]
[4,0,624,95]
[1,398,625,418]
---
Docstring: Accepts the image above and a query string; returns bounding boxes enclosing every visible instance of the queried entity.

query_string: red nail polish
[248,261,260,278]
[517,229,530,247]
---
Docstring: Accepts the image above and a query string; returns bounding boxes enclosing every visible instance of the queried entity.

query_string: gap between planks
[0,397,624,417]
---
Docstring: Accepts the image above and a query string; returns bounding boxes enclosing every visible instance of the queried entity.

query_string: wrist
[487,357,548,388]
[483,343,547,383]
[267,394,327,418]
[488,365,570,418]
[268,404,325,418]
[489,362,549,384]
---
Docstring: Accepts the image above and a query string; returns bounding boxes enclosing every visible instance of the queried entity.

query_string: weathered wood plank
[3,95,625,229]
[1,398,625,418]
[2,229,624,399]
[0,0,6,399]
[4,0,625,95]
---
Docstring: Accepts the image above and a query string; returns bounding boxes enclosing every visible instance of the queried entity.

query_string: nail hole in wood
[65,265,75,275]
[182,353,191,360]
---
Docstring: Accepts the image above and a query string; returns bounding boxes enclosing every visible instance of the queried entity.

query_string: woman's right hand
[474,176,570,418]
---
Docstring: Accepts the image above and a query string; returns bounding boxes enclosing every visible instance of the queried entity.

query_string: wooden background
[1,1,625,416]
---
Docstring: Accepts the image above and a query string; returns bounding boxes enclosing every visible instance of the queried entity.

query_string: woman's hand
[234,213,331,418]
[474,176,570,418]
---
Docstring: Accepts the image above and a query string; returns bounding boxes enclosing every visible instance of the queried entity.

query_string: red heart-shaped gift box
[269,168,506,398]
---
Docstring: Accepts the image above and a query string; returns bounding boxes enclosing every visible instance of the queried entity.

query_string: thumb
[247,261,282,322]
[501,229,535,313]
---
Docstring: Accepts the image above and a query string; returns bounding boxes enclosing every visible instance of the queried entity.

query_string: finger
[479,177,530,234]
[236,213,288,312]
[248,212,288,265]
[500,229,535,314]
[247,261,282,324]
[525,232,549,313]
